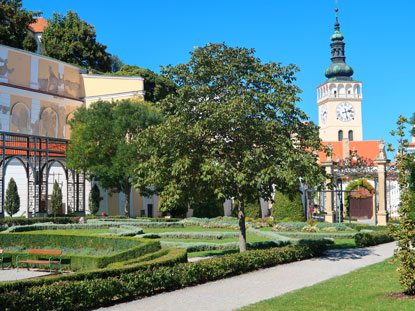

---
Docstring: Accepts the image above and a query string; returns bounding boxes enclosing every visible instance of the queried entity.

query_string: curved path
[97,242,396,311]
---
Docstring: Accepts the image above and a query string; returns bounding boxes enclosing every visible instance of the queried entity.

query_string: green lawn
[38,229,111,235]
[144,226,235,233]
[160,233,270,244]
[239,259,415,311]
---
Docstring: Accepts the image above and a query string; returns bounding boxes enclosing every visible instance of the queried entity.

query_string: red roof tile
[28,17,48,33]
[318,140,382,166]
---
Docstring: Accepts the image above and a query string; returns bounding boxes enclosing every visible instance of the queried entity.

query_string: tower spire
[324,7,354,81]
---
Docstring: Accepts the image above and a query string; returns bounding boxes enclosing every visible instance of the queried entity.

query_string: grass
[239,259,415,311]
[37,229,111,234]
[144,226,235,233]
[3,246,118,256]
[160,233,270,244]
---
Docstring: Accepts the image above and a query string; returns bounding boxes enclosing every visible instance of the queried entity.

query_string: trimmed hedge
[160,240,291,252]
[345,223,388,232]
[4,223,143,236]
[277,232,356,239]
[88,218,184,228]
[0,233,160,271]
[137,231,239,240]
[354,231,394,248]
[272,189,305,222]
[0,243,327,311]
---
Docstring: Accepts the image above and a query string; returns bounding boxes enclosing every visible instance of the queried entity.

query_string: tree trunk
[237,189,247,252]
[124,180,131,218]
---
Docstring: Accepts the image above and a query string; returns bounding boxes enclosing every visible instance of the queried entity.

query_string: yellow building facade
[0,44,158,218]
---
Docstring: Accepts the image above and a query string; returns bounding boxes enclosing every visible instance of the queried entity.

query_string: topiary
[272,189,305,222]
[88,184,103,215]
[192,199,224,218]
[232,196,262,219]
[4,178,20,217]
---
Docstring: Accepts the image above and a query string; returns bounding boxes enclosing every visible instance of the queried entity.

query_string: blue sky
[24,0,414,155]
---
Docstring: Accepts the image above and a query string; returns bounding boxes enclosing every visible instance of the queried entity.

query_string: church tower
[317,8,363,142]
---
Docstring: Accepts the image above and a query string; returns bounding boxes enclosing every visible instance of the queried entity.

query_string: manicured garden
[0,216,396,310]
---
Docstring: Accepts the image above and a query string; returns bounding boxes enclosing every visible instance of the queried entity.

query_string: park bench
[16,249,63,273]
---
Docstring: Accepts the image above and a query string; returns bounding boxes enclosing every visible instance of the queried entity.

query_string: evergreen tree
[4,178,19,217]
[50,180,62,217]
[88,183,102,215]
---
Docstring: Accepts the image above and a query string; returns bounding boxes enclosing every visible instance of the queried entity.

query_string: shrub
[232,197,262,219]
[301,225,318,232]
[191,193,225,218]
[0,232,160,271]
[89,184,103,215]
[272,189,305,222]
[4,178,20,217]
[354,231,394,248]
[0,243,328,311]
[50,181,63,217]
[137,231,239,240]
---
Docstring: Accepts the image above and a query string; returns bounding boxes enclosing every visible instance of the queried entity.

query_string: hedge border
[0,243,328,311]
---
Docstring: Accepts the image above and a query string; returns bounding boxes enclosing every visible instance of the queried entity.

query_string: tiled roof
[318,140,382,165]
[28,17,48,33]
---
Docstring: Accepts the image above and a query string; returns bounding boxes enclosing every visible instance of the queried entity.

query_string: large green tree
[389,115,415,294]
[0,0,41,52]
[4,177,19,217]
[114,65,176,103]
[135,43,327,251]
[41,10,111,72]
[67,99,163,217]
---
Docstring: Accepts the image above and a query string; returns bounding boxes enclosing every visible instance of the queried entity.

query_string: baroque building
[0,43,161,218]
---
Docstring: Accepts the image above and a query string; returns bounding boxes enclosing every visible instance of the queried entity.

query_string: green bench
[16,249,63,273]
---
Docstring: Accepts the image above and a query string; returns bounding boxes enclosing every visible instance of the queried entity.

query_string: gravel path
[0,268,52,281]
[97,242,396,311]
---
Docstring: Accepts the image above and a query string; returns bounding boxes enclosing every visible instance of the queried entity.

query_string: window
[338,130,343,141]
[348,130,353,141]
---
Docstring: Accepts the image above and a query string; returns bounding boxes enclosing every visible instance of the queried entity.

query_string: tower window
[348,130,353,141]
[338,130,343,141]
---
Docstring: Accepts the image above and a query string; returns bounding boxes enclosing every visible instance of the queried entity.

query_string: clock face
[336,102,355,122]
[320,105,328,124]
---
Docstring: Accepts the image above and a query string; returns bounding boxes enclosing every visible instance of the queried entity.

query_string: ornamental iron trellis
[331,147,398,224]
[0,131,85,217]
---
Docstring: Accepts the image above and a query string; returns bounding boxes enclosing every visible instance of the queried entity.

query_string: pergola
[0,131,85,217]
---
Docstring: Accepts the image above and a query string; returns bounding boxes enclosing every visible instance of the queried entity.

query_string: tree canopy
[135,43,327,251]
[0,0,41,52]
[41,10,111,72]
[114,65,176,103]
[67,99,163,217]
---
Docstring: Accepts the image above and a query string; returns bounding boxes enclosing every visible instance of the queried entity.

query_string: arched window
[348,130,353,141]
[40,107,58,138]
[338,130,343,141]
[10,103,30,134]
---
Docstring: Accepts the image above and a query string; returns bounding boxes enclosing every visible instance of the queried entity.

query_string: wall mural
[38,66,81,98]
[0,57,14,77]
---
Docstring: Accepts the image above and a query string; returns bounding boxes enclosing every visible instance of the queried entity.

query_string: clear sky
[23,0,415,155]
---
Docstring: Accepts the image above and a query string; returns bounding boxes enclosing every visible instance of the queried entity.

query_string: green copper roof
[330,31,344,40]
[325,62,354,80]
[324,10,355,81]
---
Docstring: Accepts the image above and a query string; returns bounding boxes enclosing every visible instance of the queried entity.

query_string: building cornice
[0,83,83,106]
[81,74,144,81]
[83,90,145,102]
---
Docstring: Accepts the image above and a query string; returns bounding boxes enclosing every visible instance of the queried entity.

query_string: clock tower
[317,8,363,142]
